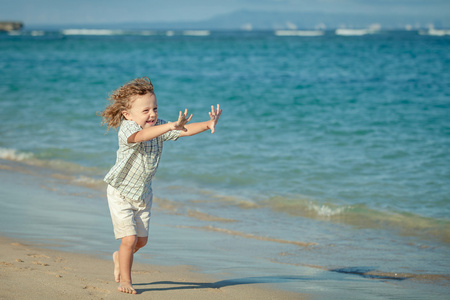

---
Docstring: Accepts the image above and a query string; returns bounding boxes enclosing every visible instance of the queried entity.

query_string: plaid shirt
[104,119,180,201]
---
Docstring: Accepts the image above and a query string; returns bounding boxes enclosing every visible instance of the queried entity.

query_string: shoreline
[1,158,449,299]
[0,159,308,299]
[0,235,306,299]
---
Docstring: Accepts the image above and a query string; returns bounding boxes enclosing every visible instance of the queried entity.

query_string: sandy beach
[0,235,305,299]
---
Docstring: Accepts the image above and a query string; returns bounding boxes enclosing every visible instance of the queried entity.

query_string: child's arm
[179,104,222,137]
[128,109,193,143]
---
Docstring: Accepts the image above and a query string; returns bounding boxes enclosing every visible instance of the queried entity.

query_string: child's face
[122,93,158,129]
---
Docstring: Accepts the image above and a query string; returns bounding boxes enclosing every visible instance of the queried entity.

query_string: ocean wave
[60,29,211,37]
[61,29,126,36]
[0,147,34,161]
[0,147,103,182]
[155,183,450,244]
[183,30,210,36]
[263,196,350,218]
[262,195,450,243]
[158,185,450,244]
[73,175,105,189]
[419,26,450,36]
[274,30,324,37]
[307,202,347,217]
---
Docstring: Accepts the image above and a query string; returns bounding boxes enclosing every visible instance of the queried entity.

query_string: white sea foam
[74,175,104,186]
[0,147,100,176]
[74,175,102,185]
[335,24,381,36]
[0,148,33,161]
[335,29,372,36]
[419,28,450,36]
[307,202,347,217]
[61,29,126,36]
[275,30,324,37]
[183,30,210,36]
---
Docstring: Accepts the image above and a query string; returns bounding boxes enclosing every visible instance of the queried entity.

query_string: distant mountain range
[31,10,447,31]
[195,10,441,30]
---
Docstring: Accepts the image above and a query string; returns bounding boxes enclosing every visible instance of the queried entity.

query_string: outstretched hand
[208,104,222,134]
[173,109,193,132]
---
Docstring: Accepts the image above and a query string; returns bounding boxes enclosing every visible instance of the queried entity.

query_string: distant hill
[29,10,447,31]
[192,10,446,30]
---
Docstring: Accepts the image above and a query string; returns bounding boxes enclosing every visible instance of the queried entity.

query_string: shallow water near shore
[0,30,449,298]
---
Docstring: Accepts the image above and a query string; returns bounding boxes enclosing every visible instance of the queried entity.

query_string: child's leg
[113,236,148,279]
[107,186,152,294]
[113,250,120,283]
[117,235,137,294]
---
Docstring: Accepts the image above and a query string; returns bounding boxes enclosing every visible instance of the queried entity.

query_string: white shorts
[107,185,153,240]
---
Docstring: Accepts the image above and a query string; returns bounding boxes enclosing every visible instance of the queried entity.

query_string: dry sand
[0,235,307,299]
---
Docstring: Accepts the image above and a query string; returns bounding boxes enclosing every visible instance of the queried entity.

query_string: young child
[100,77,222,294]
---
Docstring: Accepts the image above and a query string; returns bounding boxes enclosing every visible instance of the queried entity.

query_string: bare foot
[118,282,137,294]
[113,251,120,283]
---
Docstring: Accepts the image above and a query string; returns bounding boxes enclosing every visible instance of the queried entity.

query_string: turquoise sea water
[1,30,449,297]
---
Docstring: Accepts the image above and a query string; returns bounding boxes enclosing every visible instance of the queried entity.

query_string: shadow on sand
[133,275,308,293]
[133,267,417,294]
[330,267,409,281]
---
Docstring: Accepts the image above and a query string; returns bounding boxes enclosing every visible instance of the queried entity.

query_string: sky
[1,0,449,26]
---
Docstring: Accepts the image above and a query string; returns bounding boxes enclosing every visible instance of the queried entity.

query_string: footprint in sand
[28,253,50,258]
[54,257,65,263]
[83,285,110,294]
[1,261,15,267]
[32,261,50,266]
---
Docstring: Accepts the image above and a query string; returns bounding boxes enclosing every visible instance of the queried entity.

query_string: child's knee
[121,235,137,248]
[136,237,148,249]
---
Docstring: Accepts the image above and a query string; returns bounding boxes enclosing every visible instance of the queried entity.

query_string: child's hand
[208,104,222,134]
[172,109,193,132]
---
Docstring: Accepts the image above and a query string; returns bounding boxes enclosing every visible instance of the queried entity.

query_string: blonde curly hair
[100,77,154,130]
